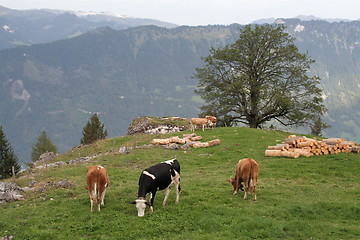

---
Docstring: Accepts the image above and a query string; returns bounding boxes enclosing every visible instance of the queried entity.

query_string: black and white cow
[131,159,181,217]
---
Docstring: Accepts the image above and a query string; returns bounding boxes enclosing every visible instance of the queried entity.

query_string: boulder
[33,152,56,167]
[0,182,24,204]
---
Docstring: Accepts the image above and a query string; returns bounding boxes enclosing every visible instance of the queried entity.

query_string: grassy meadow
[1,127,359,239]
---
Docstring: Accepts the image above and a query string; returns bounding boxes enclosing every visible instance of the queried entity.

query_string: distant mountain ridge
[0,5,177,50]
[252,15,358,24]
[1,5,358,51]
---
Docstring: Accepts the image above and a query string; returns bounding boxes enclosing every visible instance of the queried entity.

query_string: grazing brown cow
[205,116,217,129]
[228,158,258,201]
[86,165,109,212]
[190,118,210,131]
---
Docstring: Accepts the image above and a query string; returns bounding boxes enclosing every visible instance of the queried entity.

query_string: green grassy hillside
[1,127,359,239]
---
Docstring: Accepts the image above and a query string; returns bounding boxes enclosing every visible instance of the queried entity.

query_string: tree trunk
[248,117,259,128]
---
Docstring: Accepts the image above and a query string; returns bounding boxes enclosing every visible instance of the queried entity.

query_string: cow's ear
[130,201,136,204]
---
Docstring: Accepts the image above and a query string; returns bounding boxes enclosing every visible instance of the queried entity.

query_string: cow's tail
[95,166,102,203]
[249,163,258,189]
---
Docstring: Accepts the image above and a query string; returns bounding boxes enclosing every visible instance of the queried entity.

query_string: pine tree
[310,115,329,137]
[0,126,21,180]
[80,114,108,145]
[31,130,58,162]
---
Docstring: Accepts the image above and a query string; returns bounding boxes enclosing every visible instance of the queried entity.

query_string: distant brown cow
[205,116,217,129]
[190,118,210,131]
[86,165,109,212]
[228,158,258,201]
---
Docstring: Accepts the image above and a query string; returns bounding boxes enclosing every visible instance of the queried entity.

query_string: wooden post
[133,135,137,149]
[12,166,16,182]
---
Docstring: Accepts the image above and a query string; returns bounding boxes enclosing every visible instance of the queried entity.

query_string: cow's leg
[162,186,171,206]
[170,171,181,204]
[175,181,181,204]
[233,177,241,195]
[253,187,257,201]
[101,188,107,205]
[90,195,94,212]
[97,186,103,211]
[89,190,97,212]
[149,191,157,212]
[97,188,106,211]
[97,190,101,211]
[243,178,250,200]
[251,178,257,201]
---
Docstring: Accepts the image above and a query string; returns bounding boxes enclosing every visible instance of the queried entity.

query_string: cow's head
[228,177,244,193]
[228,177,236,192]
[131,199,150,217]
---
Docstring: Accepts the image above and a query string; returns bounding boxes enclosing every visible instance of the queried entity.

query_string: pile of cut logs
[152,133,220,148]
[265,135,360,158]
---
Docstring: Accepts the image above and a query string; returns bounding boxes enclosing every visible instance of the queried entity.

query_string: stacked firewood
[152,133,220,148]
[265,135,360,158]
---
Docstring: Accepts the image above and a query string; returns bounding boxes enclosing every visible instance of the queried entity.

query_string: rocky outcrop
[127,116,189,135]
[33,152,57,167]
[0,182,24,204]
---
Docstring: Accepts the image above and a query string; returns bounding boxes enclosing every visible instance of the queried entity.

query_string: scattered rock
[21,187,37,192]
[69,157,88,164]
[0,182,24,204]
[28,180,37,187]
[44,180,72,189]
[34,180,73,193]
[56,180,73,188]
[181,144,191,150]
[119,146,131,154]
[0,236,13,240]
[35,161,67,170]
[165,143,181,150]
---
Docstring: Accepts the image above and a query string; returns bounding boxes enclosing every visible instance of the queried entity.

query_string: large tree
[194,24,327,130]
[31,130,58,162]
[0,126,21,179]
[81,114,108,145]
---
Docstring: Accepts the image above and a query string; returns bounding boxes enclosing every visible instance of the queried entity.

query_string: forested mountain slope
[0,20,359,164]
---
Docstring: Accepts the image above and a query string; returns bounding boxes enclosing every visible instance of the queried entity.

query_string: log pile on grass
[152,133,220,148]
[265,135,360,158]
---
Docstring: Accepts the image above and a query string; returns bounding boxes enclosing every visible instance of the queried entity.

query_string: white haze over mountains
[0,0,359,26]
[73,11,130,19]
[39,8,132,19]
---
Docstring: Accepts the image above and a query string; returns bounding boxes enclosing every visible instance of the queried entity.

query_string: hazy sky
[1,0,359,26]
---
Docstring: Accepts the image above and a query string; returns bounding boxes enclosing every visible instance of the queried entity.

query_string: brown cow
[228,158,258,201]
[86,165,109,212]
[190,118,210,131]
[205,116,217,129]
